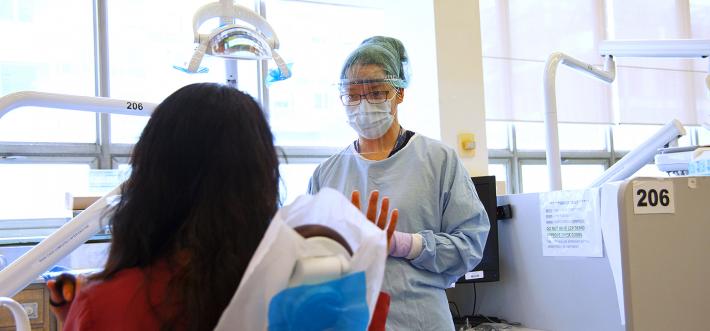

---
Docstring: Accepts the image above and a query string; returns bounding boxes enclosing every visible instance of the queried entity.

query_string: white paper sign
[540,189,603,257]
[632,180,675,214]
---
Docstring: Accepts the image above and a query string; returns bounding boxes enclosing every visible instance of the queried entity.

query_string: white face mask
[345,100,394,139]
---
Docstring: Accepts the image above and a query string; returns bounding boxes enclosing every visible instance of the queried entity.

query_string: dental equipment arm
[598,39,710,130]
[0,186,120,297]
[0,91,155,298]
[589,119,685,188]
[544,53,616,191]
[544,39,710,191]
[0,91,154,118]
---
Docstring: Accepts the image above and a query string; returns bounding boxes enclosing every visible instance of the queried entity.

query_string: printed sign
[632,180,675,214]
[540,189,603,257]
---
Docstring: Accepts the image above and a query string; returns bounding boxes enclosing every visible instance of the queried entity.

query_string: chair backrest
[0,297,31,331]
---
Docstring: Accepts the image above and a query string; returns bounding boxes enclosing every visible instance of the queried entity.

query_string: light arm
[0,91,155,119]
[544,40,710,191]
[0,186,121,297]
[599,40,710,131]
[589,119,685,188]
[0,91,155,297]
[543,52,616,191]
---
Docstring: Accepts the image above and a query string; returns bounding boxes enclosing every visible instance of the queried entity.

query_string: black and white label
[465,271,484,280]
[632,180,675,214]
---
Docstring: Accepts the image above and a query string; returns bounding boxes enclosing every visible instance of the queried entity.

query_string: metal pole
[93,0,112,169]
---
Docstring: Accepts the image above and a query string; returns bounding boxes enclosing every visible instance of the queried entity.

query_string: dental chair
[0,297,31,331]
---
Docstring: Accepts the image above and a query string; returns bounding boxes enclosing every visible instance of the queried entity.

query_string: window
[520,163,606,193]
[106,0,265,144]
[516,122,607,151]
[487,120,708,194]
[265,0,385,147]
[0,0,96,143]
[0,162,93,239]
[481,1,709,194]
[0,0,395,242]
[486,122,509,150]
[487,162,509,194]
[279,163,319,205]
[487,163,507,183]
[612,124,663,151]
[698,127,710,145]
[630,164,669,179]
[6,0,704,244]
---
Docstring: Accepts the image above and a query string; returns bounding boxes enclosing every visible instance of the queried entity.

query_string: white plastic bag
[214,188,387,331]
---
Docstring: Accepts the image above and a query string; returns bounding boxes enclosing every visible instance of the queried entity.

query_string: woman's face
[341,64,399,113]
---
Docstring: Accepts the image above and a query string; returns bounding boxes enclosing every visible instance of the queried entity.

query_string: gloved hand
[388,231,411,257]
[46,273,86,324]
[388,231,423,259]
[350,190,398,247]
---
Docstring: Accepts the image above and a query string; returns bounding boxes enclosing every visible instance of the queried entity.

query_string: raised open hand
[351,190,398,247]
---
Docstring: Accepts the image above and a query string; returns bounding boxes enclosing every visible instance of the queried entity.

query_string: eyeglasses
[340,90,394,106]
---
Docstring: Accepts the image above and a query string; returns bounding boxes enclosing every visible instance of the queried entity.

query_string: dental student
[309,36,490,330]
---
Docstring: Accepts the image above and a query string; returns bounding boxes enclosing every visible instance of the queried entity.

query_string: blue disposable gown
[309,134,490,330]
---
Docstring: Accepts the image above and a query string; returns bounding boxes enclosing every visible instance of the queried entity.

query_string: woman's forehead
[341,82,390,93]
[345,64,386,80]
[341,65,393,93]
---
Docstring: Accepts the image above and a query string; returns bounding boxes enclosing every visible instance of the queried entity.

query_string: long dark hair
[95,83,280,330]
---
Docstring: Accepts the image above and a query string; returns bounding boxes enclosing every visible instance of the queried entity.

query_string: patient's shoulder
[66,263,176,329]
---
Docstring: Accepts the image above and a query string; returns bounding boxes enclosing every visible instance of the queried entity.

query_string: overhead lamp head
[205,25,273,60]
[185,1,290,81]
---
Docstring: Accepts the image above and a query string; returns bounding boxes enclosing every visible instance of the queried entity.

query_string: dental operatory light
[186,0,290,86]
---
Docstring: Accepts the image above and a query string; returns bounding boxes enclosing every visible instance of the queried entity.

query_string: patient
[48,83,281,330]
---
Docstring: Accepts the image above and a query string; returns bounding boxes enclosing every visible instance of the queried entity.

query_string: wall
[381,0,488,176]
[432,0,492,317]
[433,0,489,176]
[381,0,441,141]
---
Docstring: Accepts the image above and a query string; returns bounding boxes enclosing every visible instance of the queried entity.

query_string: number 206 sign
[632,180,675,214]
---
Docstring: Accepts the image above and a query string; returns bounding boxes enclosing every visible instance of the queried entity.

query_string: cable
[448,301,461,318]
[483,55,708,74]
[472,282,477,317]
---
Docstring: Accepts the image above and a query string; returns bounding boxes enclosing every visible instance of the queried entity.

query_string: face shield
[336,37,410,152]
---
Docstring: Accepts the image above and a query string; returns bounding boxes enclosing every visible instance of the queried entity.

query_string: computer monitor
[457,175,499,283]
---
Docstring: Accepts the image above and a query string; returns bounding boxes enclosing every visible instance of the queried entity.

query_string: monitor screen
[457,175,499,283]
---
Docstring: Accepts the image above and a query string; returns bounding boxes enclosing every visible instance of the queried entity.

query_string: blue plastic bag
[268,271,369,331]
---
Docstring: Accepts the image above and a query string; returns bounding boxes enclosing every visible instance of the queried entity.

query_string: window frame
[0,0,352,242]
[487,122,703,194]
[2,0,705,241]
[0,156,99,244]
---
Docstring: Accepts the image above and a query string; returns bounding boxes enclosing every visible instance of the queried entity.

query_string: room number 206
[126,102,144,110]
[635,188,670,207]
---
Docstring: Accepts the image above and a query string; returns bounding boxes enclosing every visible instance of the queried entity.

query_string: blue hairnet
[339,36,410,89]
